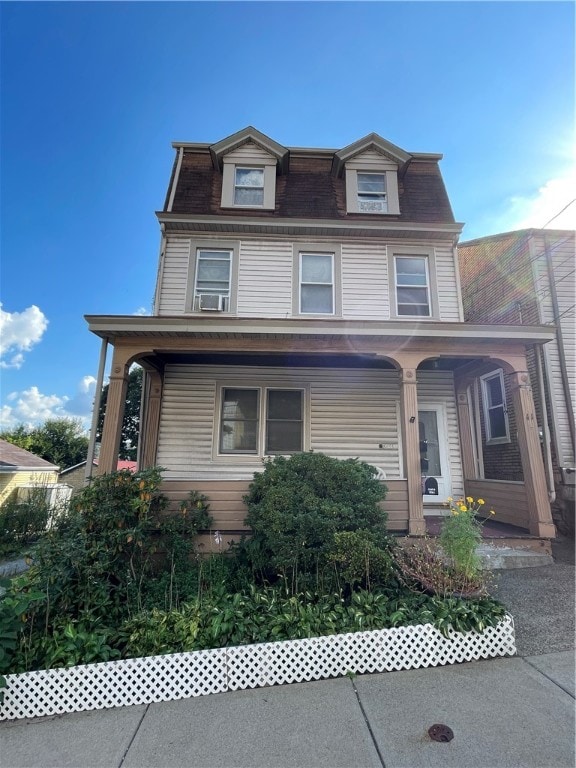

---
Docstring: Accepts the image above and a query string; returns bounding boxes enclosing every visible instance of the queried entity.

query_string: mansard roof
[332,133,413,177]
[209,126,290,173]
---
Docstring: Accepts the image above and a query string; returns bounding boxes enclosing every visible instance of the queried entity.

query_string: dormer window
[357,173,387,213]
[234,168,264,206]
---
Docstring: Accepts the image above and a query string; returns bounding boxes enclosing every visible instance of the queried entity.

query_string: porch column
[455,388,477,480]
[400,366,425,535]
[97,353,129,475]
[509,370,556,538]
[139,369,163,469]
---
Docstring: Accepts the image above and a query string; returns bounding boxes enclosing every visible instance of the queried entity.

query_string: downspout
[544,232,576,453]
[85,338,109,485]
[535,346,556,503]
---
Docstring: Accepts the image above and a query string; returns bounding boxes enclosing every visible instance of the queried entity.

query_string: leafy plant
[242,452,388,592]
[0,484,52,557]
[440,497,495,579]
[330,530,395,591]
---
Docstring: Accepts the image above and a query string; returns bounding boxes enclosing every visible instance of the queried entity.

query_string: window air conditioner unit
[199,294,224,311]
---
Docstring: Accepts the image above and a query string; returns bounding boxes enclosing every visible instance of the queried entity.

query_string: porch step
[477,544,554,570]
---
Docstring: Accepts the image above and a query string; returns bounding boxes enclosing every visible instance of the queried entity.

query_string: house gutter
[85,338,109,485]
[543,232,576,457]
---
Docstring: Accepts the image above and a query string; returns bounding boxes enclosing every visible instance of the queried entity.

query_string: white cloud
[0,376,97,431]
[506,169,576,232]
[133,306,150,316]
[0,304,48,369]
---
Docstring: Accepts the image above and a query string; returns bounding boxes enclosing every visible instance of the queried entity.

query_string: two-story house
[87,127,556,541]
[458,229,575,536]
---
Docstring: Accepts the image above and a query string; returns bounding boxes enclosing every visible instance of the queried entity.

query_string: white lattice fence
[1,616,515,721]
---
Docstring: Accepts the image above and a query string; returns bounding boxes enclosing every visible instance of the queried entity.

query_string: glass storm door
[418,405,451,505]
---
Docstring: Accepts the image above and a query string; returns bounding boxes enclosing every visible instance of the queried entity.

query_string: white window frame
[185,239,240,314]
[480,369,510,444]
[233,167,264,207]
[299,252,335,315]
[393,254,431,318]
[216,385,306,458]
[356,172,387,213]
[192,248,232,312]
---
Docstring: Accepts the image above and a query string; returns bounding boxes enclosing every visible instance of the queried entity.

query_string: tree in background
[96,365,142,461]
[1,418,89,470]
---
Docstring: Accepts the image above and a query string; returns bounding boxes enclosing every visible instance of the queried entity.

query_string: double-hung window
[193,249,232,311]
[357,172,387,213]
[394,255,431,317]
[481,370,510,443]
[219,387,304,455]
[234,168,264,206]
[300,253,334,314]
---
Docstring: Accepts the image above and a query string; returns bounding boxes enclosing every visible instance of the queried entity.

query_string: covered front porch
[87,315,557,540]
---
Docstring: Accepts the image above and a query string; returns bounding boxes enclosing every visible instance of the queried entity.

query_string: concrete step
[477,544,554,570]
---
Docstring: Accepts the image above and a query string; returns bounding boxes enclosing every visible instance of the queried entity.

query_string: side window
[481,370,510,443]
[234,168,264,206]
[193,249,232,311]
[394,255,431,317]
[266,390,303,454]
[299,253,334,314]
[357,172,387,213]
[219,388,259,453]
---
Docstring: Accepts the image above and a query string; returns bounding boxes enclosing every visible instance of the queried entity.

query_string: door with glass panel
[418,404,452,505]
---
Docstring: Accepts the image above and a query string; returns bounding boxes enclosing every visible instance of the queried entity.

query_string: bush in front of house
[0,486,52,558]
[241,452,392,592]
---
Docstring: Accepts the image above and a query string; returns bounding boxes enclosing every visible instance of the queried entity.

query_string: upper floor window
[219,387,303,455]
[481,370,510,444]
[234,168,264,206]
[300,253,334,314]
[193,249,231,311]
[357,172,387,213]
[394,255,431,317]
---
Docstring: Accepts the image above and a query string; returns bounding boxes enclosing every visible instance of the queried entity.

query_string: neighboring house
[87,127,556,540]
[458,229,575,535]
[59,459,138,495]
[0,439,71,509]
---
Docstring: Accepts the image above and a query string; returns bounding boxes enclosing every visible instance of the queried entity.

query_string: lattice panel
[1,617,515,721]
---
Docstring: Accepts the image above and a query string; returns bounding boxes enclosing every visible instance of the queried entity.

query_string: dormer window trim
[344,161,400,216]
[221,156,277,210]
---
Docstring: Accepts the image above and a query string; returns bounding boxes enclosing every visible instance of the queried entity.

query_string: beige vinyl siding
[225,143,274,164]
[237,240,293,316]
[531,233,575,467]
[157,364,404,480]
[157,237,190,315]
[341,242,388,318]
[464,479,529,529]
[417,370,464,499]
[435,244,462,321]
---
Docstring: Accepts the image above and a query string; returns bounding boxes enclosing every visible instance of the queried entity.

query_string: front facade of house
[89,127,556,539]
[458,229,575,534]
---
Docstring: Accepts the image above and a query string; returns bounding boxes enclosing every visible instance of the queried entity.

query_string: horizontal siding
[160,478,409,533]
[157,365,404,480]
[225,143,274,163]
[341,242,388,318]
[435,244,462,321]
[157,237,190,314]
[237,240,293,316]
[464,479,529,530]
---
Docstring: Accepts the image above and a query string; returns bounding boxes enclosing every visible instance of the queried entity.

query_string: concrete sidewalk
[1,652,574,768]
[1,544,574,768]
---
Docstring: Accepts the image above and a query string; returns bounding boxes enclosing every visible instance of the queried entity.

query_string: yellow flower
[490,510,496,516]
[458,504,467,512]
[447,497,453,503]
[477,499,485,505]
[466,496,473,503]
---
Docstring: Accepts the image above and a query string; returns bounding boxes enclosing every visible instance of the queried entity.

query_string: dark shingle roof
[0,439,59,471]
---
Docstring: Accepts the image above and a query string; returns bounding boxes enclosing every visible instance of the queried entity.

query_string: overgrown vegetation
[0,455,507,679]
[0,484,52,558]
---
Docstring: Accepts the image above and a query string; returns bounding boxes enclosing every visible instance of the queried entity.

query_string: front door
[418,404,452,506]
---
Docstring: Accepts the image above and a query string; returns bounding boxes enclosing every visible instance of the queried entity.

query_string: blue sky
[1,1,574,431]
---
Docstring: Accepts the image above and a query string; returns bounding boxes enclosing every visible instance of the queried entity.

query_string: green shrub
[0,487,52,557]
[330,530,395,591]
[242,452,388,591]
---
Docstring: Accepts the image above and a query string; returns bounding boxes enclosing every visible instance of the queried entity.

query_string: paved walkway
[1,542,574,768]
